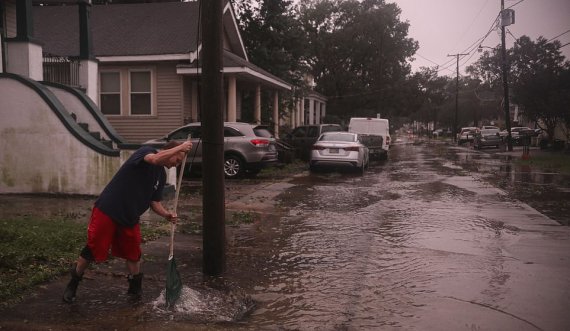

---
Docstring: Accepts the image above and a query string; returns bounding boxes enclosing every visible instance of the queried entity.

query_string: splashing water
[152,286,206,314]
[151,285,255,323]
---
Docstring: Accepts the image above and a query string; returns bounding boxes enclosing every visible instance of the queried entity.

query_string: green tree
[297,0,418,121]
[467,36,570,142]
[233,0,309,124]
[510,36,569,142]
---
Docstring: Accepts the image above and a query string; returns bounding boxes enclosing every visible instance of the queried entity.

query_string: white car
[309,132,369,174]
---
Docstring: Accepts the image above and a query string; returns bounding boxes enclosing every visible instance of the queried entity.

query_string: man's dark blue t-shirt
[95,146,166,227]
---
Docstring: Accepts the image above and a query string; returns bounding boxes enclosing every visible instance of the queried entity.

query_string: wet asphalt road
[243,139,570,330]
[1,139,569,330]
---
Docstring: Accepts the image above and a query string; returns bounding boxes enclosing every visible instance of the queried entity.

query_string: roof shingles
[34,2,199,57]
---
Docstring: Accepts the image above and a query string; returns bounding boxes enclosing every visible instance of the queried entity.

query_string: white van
[348,117,390,159]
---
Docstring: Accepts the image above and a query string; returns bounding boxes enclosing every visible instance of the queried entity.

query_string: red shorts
[86,207,142,262]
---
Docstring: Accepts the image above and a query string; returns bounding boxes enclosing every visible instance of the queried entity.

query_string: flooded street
[1,140,569,330]
[243,140,570,330]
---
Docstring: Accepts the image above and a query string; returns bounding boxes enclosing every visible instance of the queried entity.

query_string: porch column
[272,91,279,137]
[300,98,305,125]
[6,0,42,80]
[78,0,98,104]
[254,84,261,124]
[315,100,321,124]
[191,81,199,121]
[227,75,237,122]
[321,103,326,122]
[308,98,314,124]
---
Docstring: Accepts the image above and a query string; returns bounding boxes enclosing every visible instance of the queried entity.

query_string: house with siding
[0,0,330,194]
[31,0,294,143]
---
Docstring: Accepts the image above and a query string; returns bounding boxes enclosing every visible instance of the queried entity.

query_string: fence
[42,54,80,87]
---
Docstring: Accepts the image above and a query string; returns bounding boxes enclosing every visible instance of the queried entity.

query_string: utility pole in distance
[447,53,469,143]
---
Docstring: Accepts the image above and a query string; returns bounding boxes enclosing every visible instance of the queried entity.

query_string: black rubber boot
[127,273,143,297]
[62,264,83,303]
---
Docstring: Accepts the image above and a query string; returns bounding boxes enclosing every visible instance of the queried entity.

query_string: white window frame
[98,67,156,117]
[128,68,155,116]
[99,70,122,116]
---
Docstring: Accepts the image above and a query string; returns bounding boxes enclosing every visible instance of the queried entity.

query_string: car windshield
[319,133,356,142]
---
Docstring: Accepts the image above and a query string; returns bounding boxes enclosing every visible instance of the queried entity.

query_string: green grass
[0,216,167,306]
[0,217,85,306]
[257,160,307,179]
[516,152,570,174]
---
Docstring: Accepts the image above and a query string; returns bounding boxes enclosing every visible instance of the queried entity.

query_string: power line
[547,29,570,42]
[437,13,501,74]
[506,0,525,10]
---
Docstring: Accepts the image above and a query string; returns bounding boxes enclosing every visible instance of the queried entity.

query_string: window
[100,72,120,115]
[130,70,151,115]
[170,126,201,140]
[99,68,155,116]
[224,127,243,137]
[307,126,319,137]
[292,127,307,138]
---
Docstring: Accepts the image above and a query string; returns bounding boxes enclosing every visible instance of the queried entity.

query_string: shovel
[165,139,190,306]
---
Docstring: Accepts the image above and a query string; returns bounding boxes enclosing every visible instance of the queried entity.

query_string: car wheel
[224,154,244,179]
[357,164,365,175]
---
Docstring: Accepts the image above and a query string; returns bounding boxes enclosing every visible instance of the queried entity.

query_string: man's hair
[162,141,181,150]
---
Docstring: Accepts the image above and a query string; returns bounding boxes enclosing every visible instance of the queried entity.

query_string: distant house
[32,0,293,142]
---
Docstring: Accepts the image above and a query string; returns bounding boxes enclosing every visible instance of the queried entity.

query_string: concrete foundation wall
[0,78,121,195]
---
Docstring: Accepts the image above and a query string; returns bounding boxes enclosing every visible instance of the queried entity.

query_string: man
[63,140,192,303]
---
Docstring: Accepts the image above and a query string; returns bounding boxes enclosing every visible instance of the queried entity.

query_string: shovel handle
[169,134,191,259]
[169,222,176,260]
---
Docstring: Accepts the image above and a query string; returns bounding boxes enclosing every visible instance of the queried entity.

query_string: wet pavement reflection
[243,140,570,330]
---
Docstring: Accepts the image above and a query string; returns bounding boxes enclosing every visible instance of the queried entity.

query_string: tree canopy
[297,0,418,120]
[467,36,570,141]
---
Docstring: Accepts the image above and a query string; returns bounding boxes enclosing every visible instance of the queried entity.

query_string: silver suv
[145,122,278,178]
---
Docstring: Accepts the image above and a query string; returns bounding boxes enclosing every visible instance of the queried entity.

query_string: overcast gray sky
[391,0,570,76]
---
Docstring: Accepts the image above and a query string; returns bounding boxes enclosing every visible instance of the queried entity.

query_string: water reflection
[245,142,553,329]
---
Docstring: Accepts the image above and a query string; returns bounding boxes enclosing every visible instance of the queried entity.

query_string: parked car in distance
[348,117,390,160]
[473,128,501,149]
[309,132,369,174]
[481,125,500,130]
[432,129,444,137]
[457,127,478,145]
[145,122,278,179]
[499,126,536,145]
[283,124,343,160]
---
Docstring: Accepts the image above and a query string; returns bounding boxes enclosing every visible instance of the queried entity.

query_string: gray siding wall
[104,62,184,143]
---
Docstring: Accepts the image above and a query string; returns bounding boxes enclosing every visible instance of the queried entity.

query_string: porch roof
[177,51,292,91]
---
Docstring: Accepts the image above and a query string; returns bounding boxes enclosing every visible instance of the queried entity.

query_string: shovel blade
[165,257,182,306]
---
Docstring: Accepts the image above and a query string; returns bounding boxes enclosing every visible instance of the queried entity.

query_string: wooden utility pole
[201,0,225,276]
[447,53,469,142]
[501,0,513,151]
